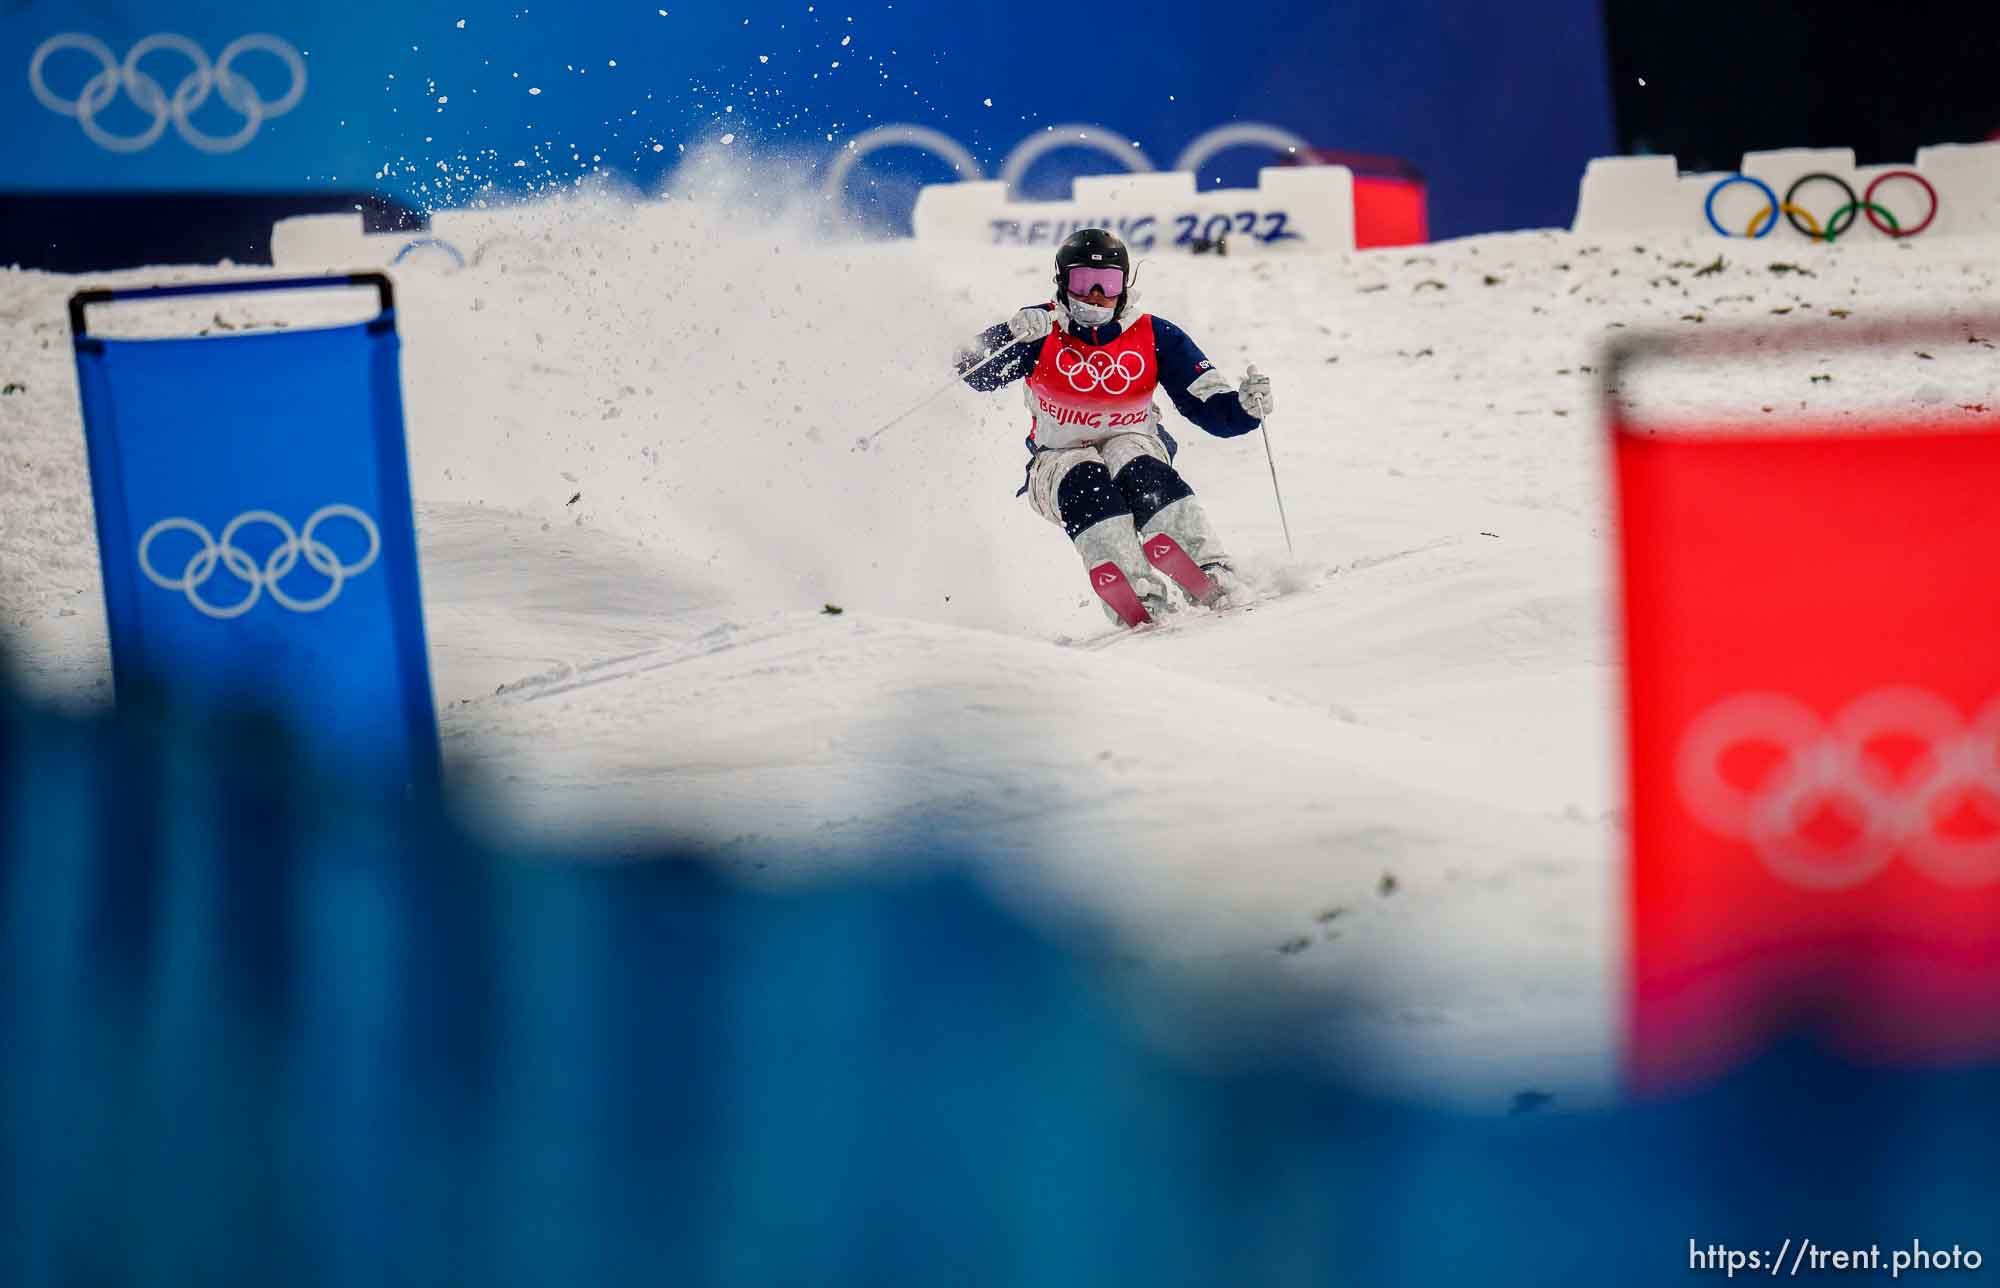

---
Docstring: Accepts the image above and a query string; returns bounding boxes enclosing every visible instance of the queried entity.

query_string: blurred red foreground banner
[1614,342,2000,1095]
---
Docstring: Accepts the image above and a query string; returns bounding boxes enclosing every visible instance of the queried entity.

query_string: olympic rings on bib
[1054,346,1147,395]
[1677,689,2000,890]
[1705,169,1939,241]
[138,504,381,619]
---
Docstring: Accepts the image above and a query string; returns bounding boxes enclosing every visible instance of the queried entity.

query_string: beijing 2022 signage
[2,0,1613,239]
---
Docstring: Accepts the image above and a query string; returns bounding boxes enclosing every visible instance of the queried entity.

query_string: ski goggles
[1064,265,1125,297]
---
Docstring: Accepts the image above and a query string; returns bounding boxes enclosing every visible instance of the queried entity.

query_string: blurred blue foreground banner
[1,675,1998,1286]
[69,274,438,790]
[1,0,1613,239]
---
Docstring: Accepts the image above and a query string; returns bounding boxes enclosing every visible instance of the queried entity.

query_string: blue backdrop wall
[3,0,1614,241]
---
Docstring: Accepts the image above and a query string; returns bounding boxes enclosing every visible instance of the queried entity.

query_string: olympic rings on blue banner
[1706,170,1941,241]
[1705,174,1777,238]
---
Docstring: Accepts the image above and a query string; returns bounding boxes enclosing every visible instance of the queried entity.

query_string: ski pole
[1260,415,1295,558]
[852,340,1017,452]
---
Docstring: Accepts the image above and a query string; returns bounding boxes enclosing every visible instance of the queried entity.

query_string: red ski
[1140,533,1220,606]
[1088,560,1152,628]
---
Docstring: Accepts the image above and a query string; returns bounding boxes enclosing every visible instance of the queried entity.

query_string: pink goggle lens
[1065,265,1125,297]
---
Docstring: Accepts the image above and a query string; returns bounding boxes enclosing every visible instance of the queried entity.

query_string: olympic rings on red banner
[1704,169,1939,241]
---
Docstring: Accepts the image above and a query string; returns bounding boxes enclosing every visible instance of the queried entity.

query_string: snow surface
[4,176,1998,1109]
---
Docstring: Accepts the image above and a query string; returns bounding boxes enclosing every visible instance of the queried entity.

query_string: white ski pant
[1025,431,1228,605]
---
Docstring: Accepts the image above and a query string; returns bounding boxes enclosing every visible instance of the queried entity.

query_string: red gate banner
[1614,341,2000,1095]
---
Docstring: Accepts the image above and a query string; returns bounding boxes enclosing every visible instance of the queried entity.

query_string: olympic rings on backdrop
[1748,201,1823,240]
[391,237,467,269]
[1821,201,1899,243]
[1705,174,1777,238]
[1862,169,1938,236]
[1779,172,1862,238]
[29,32,307,155]
[1677,689,2000,890]
[138,505,381,619]
[1706,169,1940,240]
[822,119,1311,205]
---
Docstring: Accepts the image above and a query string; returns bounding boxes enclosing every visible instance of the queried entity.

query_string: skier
[958,227,1275,626]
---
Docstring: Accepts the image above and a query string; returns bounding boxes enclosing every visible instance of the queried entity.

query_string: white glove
[1239,364,1273,420]
[1007,305,1056,343]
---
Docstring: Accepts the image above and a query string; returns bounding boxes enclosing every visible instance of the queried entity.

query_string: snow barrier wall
[271,205,612,271]
[268,165,1361,270]
[1571,142,2000,242]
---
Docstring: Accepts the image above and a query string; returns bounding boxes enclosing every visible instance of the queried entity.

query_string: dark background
[1604,0,2000,169]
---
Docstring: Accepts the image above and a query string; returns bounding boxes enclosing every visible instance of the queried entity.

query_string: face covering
[1066,296,1116,327]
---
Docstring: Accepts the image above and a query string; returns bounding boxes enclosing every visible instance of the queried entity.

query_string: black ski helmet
[1054,227,1131,313]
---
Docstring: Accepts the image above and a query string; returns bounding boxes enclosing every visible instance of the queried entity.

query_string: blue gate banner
[2,0,1614,239]
[70,274,438,789]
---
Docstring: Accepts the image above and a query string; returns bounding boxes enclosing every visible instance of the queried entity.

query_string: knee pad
[1054,460,1131,539]
[1112,454,1194,530]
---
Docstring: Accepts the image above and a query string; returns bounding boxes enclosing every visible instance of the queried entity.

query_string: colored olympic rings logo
[138,505,381,619]
[28,32,307,155]
[1055,347,1146,394]
[1704,170,1938,241]
[1677,689,2000,890]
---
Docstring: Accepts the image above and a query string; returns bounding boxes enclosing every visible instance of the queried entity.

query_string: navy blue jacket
[960,306,1263,441]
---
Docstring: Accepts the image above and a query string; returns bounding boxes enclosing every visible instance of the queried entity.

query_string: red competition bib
[1022,314,1161,450]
